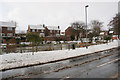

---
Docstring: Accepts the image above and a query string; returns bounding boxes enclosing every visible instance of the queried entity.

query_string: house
[65,27,76,37]
[16,30,26,37]
[27,24,45,37]
[27,24,61,41]
[65,26,85,41]
[0,21,16,43]
[60,32,65,36]
[109,30,118,40]
[44,26,61,41]
[65,27,77,41]
[15,30,27,42]
[45,26,60,37]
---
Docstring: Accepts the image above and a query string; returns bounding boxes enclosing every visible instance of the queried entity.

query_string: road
[2,48,119,79]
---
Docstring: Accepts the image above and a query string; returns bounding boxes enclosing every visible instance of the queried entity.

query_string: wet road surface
[1,48,119,79]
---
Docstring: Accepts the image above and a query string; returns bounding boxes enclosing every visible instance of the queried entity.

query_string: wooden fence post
[20,44,22,53]
[60,43,62,50]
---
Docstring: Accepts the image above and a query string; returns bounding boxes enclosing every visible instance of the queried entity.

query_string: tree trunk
[20,43,22,53]
[36,45,38,52]
[60,44,62,50]
[32,43,34,55]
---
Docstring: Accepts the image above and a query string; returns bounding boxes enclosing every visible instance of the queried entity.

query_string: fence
[1,43,80,54]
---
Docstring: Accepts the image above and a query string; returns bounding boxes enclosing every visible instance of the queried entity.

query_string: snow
[46,26,60,30]
[29,24,44,30]
[0,21,16,27]
[0,40,119,70]
[100,32,104,35]
[109,31,114,34]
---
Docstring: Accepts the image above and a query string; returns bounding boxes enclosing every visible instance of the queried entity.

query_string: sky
[0,0,119,32]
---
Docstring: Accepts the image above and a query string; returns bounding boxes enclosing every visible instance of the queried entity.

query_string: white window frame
[52,30,54,33]
[2,33,5,36]
[7,27,12,31]
[32,29,35,32]
[36,29,39,32]
[40,33,44,37]
[56,34,60,37]
[57,30,60,33]
[41,29,44,32]
[7,33,13,36]
[50,30,52,33]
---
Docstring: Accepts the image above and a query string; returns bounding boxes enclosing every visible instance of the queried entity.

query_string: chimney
[43,24,45,28]
[58,26,60,29]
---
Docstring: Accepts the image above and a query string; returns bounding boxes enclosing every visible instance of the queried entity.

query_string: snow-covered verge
[0,40,119,70]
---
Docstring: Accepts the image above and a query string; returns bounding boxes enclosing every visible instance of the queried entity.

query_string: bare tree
[90,20,103,37]
[108,13,120,38]
[71,21,86,40]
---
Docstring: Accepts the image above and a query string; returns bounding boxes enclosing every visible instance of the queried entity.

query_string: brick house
[15,30,27,42]
[44,26,61,41]
[65,26,86,41]
[45,26,60,37]
[65,27,76,37]
[27,24,45,37]
[0,21,16,43]
[27,24,61,41]
[65,27,78,41]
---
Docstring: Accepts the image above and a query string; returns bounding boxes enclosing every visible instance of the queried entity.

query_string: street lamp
[85,5,89,49]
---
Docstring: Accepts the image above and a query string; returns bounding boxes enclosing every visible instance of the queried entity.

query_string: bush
[104,35,111,43]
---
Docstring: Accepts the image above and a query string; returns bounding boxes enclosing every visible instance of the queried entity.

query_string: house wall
[65,27,76,37]
[2,38,16,43]
[2,27,15,37]
[27,26,61,37]
[2,27,16,43]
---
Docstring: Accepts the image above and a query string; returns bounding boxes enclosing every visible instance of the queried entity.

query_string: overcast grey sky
[0,0,119,32]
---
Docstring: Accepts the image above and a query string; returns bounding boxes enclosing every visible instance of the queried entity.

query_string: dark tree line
[108,13,120,38]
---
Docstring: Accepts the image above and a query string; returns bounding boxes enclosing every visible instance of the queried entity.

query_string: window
[36,29,39,32]
[50,30,52,33]
[57,30,60,33]
[7,33,13,36]
[32,29,35,32]
[40,33,44,37]
[7,27,12,31]
[52,30,54,33]
[41,29,44,32]
[2,33,5,36]
[56,34,60,36]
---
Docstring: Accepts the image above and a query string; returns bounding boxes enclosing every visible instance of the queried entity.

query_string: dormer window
[7,27,12,31]
[32,29,35,32]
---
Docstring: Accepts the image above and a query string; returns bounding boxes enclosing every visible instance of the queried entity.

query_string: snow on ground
[0,40,119,70]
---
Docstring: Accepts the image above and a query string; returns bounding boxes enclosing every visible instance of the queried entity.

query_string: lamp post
[85,5,89,49]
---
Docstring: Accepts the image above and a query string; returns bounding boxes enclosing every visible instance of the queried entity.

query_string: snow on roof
[29,25,44,30]
[46,26,60,30]
[60,32,65,35]
[0,21,16,27]
[109,31,114,34]
[15,30,27,34]
[100,32,104,35]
